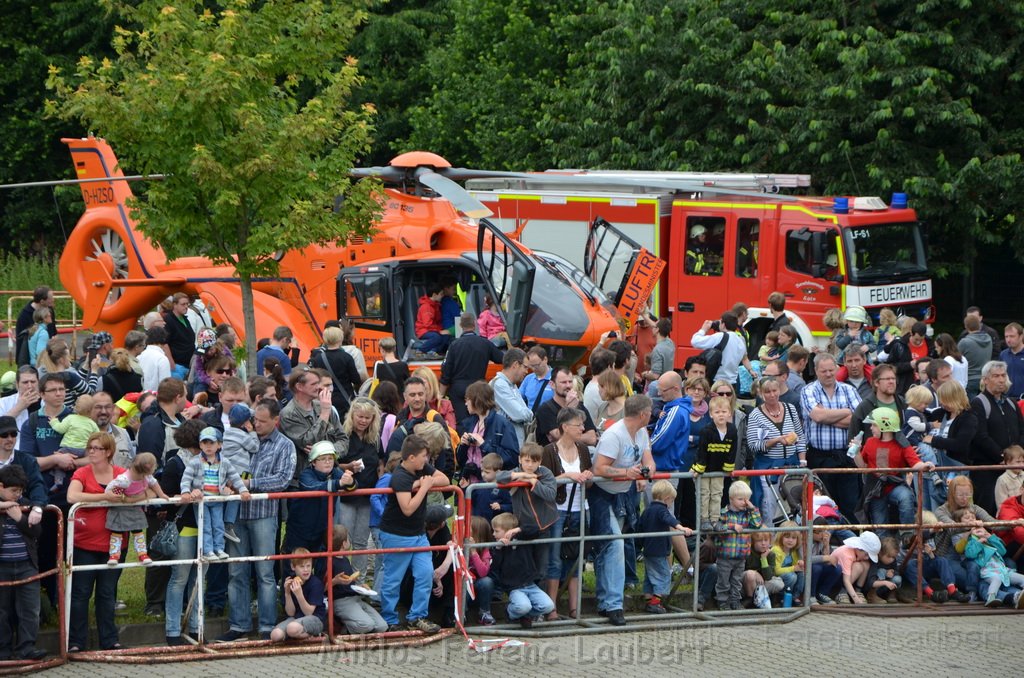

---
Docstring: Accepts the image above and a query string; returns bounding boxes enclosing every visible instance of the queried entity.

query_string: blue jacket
[650,396,693,472]
[459,410,520,470]
[286,466,355,542]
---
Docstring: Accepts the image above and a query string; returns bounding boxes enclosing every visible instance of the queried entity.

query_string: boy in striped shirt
[714,481,762,610]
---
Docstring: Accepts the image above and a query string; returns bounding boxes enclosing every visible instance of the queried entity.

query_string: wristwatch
[31,506,42,513]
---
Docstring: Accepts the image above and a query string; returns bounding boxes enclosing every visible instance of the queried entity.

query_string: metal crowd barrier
[64,485,464,663]
[460,468,816,637]
[0,505,66,675]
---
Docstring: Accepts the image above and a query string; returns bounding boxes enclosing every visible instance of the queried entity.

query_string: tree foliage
[46,0,382,366]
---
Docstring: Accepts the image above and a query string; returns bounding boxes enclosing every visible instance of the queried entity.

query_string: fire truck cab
[469,173,932,368]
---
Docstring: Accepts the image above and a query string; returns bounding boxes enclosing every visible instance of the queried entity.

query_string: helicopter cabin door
[584,217,665,330]
[477,218,536,346]
[337,266,392,363]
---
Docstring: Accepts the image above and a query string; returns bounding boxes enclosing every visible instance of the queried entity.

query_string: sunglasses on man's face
[0,431,17,439]
[215,368,235,375]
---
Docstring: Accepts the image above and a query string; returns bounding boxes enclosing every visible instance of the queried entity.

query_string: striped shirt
[800,380,861,451]
[239,428,296,521]
[746,403,807,459]
[202,463,220,495]
[0,516,28,561]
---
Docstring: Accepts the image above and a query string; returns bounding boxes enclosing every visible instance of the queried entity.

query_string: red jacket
[415,295,442,337]
[997,495,1024,547]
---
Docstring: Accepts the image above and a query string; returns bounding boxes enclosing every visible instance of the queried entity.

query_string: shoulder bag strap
[317,348,351,405]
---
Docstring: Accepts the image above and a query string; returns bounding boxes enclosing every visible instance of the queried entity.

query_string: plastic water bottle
[847,431,864,459]
[782,586,793,608]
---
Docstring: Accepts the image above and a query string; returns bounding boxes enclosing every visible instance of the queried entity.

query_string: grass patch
[0,253,67,324]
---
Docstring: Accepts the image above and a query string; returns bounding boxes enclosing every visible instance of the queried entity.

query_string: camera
[461,461,481,481]
[608,331,618,338]
[640,466,651,479]
[709,320,720,332]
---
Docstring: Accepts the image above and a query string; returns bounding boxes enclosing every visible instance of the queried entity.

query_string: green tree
[46,0,382,368]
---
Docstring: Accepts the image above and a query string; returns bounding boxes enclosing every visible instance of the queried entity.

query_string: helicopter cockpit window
[342,273,386,321]
[684,216,724,276]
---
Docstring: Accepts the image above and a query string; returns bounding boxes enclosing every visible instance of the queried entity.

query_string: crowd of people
[1,284,1023,659]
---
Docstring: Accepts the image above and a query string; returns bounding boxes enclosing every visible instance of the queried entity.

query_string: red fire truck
[468,172,932,368]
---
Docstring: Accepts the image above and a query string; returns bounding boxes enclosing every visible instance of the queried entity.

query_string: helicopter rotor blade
[416,169,493,218]
[349,166,408,182]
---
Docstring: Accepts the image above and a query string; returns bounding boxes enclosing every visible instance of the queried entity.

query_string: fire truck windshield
[843,222,928,284]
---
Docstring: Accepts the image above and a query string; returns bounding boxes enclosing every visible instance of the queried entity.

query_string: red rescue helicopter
[59,136,670,370]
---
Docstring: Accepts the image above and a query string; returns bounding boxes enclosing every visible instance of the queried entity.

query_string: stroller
[763,471,829,526]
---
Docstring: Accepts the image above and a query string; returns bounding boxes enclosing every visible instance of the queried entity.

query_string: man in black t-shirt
[377,434,449,634]
[535,367,599,447]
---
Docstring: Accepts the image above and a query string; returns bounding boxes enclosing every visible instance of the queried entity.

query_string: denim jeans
[227,516,279,633]
[905,555,955,589]
[224,501,239,527]
[811,562,842,598]
[338,497,372,573]
[417,332,450,355]
[0,560,41,654]
[697,564,718,605]
[546,510,582,581]
[618,485,640,586]
[947,554,981,596]
[588,485,625,612]
[69,547,122,650]
[378,531,432,625]
[868,483,916,536]
[507,583,555,620]
[472,575,495,615]
[165,534,200,637]
[780,570,806,601]
[203,502,226,554]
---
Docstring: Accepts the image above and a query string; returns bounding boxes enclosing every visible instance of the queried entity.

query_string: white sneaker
[203,552,218,560]
[215,550,230,560]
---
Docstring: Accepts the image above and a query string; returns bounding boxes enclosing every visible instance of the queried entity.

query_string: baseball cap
[228,404,252,428]
[308,440,338,463]
[199,427,222,443]
[424,503,453,527]
[0,416,18,436]
[843,531,881,562]
[84,331,113,351]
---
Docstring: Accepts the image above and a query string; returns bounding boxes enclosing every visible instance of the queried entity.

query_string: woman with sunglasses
[197,355,237,409]
[745,376,806,524]
[67,432,131,652]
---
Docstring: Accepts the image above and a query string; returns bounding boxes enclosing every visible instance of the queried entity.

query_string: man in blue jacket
[650,372,692,478]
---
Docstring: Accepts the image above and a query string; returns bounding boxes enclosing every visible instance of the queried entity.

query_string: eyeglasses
[0,432,17,439]
[715,390,733,396]
[215,368,235,375]
[86,445,109,452]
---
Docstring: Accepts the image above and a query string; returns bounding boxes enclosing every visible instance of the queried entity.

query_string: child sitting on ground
[328,525,387,635]
[714,481,762,610]
[271,547,327,641]
[692,396,738,530]
[471,453,512,522]
[48,394,100,491]
[743,531,782,609]
[221,403,258,544]
[639,480,693,614]
[865,536,900,604]
[770,521,805,605]
[467,515,496,625]
[956,507,1024,608]
[490,512,555,628]
[180,427,250,561]
[995,445,1024,509]
[827,531,881,605]
[0,465,47,661]
[104,451,168,566]
[896,510,970,604]
[809,519,840,605]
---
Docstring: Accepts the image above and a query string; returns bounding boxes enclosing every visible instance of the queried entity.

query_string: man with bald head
[650,371,692,480]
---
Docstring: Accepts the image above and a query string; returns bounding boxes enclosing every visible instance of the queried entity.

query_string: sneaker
[18,649,47,661]
[864,589,885,605]
[518,616,533,629]
[985,595,1001,608]
[816,594,836,605]
[950,590,971,604]
[223,526,241,544]
[700,520,714,532]
[144,606,164,618]
[809,598,819,606]
[386,623,406,633]
[215,550,230,560]
[1015,591,1024,609]
[114,600,128,611]
[645,600,667,614]
[204,552,218,560]
[215,629,249,643]
[408,618,441,634]
[479,612,495,626]
[930,590,949,604]
[834,592,851,605]
[139,555,153,566]
[605,609,627,626]
[166,636,189,647]
[107,557,119,566]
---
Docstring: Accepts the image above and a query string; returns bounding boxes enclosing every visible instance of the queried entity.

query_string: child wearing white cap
[180,426,250,560]
[825,531,881,605]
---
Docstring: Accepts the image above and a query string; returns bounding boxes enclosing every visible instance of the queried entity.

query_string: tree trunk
[239,269,258,377]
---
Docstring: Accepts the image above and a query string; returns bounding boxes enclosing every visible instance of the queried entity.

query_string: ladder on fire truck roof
[467,170,812,195]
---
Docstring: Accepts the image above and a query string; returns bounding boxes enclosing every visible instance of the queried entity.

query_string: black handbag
[149,506,186,559]
[559,483,580,563]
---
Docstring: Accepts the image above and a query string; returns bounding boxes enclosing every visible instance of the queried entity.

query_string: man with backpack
[690,312,756,386]
[386,376,452,454]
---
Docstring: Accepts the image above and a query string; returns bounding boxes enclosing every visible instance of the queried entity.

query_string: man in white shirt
[690,312,755,385]
[139,326,173,391]
[0,366,40,450]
